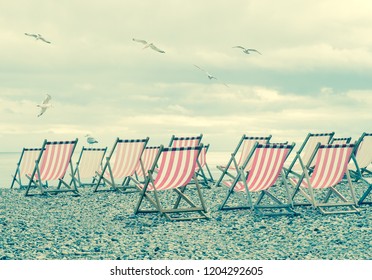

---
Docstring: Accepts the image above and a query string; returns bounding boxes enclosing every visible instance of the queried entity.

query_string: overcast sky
[1,0,371,152]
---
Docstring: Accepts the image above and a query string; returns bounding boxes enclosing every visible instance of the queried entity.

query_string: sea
[0,151,231,189]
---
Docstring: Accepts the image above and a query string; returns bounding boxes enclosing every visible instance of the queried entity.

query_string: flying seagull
[233,46,261,55]
[37,94,52,117]
[132,38,165,53]
[193,64,229,88]
[85,134,98,145]
[25,33,51,44]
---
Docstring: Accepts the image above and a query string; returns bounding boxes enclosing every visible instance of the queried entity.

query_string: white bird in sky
[25,33,51,44]
[37,94,52,117]
[233,46,262,55]
[193,64,229,88]
[132,38,165,53]
[85,134,98,145]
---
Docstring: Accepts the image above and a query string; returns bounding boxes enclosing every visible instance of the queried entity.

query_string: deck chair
[72,147,107,187]
[10,148,42,189]
[168,134,203,147]
[219,143,296,216]
[215,135,272,187]
[285,132,335,178]
[94,137,149,192]
[356,177,372,205]
[289,144,359,214]
[330,137,352,144]
[348,132,372,180]
[194,144,214,187]
[25,139,79,196]
[135,146,161,183]
[132,145,208,221]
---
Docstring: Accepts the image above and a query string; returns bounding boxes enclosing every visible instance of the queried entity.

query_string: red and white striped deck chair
[72,146,107,187]
[94,137,149,192]
[219,143,296,216]
[194,144,214,187]
[348,133,372,179]
[133,145,208,221]
[289,144,359,214]
[168,134,203,148]
[330,137,352,145]
[10,148,42,189]
[215,135,272,187]
[347,133,372,205]
[25,139,79,196]
[285,132,335,178]
[135,146,161,183]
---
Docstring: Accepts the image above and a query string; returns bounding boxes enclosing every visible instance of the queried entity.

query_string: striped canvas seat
[25,139,79,196]
[219,143,295,216]
[285,132,335,178]
[215,135,272,187]
[10,148,42,189]
[289,144,359,214]
[135,146,161,180]
[133,146,208,221]
[94,137,148,192]
[168,134,203,147]
[72,147,107,187]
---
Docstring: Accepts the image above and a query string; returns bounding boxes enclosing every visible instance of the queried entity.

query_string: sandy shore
[0,182,371,260]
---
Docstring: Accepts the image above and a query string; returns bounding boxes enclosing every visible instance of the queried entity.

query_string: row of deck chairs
[9,132,372,220]
[215,132,372,216]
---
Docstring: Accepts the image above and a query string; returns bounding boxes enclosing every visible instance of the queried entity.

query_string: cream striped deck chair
[330,137,352,145]
[289,144,359,214]
[10,148,42,189]
[135,146,161,183]
[215,135,272,187]
[72,147,107,187]
[168,134,203,147]
[94,137,149,193]
[132,145,208,221]
[219,143,296,216]
[284,132,335,178]
[25,139,79,196]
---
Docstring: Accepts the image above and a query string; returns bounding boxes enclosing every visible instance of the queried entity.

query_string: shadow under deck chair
[10,148,42,189]
[284,132,335,178]
[72,146,107,187]
[132,145,208,221]
[219,143,296,216]
[25,139,79,196]
[215,134,272,187]
[289,143,359,214]
[94,137,149,193]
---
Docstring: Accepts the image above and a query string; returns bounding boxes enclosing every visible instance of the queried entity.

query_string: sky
[1,0,371,152]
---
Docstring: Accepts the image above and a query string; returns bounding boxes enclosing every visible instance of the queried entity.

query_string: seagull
[193,65,229,88]
[85,134,98,145]
[233,46,261,55]
[37,94,52,117]
[132,38,165,53]
[25,33,51,44]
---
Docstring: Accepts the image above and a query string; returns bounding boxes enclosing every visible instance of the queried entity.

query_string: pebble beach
[0,181,371,260]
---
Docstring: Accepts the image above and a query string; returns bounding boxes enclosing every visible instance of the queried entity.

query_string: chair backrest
[168,134,203,148]
[76,147,107,178]
[151,146,202,191]
[136,146,161,177]
[196,144,210,170]
[19,148,42,177]
[106,138,148,178]
[37,140,78,181]
[330,137,352,144]
[298,132,335,166]
[245,143,294,192]
[308,144,354,189]
[353,133,372,169]
[237,135,272,171]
